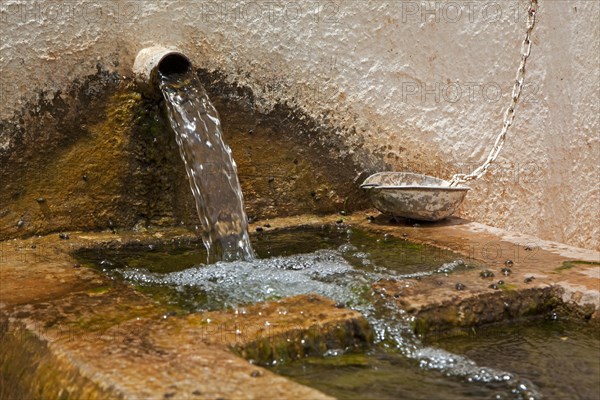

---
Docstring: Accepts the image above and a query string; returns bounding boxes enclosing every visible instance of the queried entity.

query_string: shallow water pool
[272,318,599,399]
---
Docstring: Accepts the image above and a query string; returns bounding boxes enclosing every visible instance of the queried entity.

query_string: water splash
[118,247,541,399]
[160,71,254,263]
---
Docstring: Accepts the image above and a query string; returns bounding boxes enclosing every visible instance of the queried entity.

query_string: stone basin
[1,212,598,399]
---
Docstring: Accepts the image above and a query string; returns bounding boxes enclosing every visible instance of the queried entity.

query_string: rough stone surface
[356,213,600,330]
[0,70,371,240]
[1,0,599,250]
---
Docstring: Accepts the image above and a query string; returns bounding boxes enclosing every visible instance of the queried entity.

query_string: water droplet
[480,270,495,278]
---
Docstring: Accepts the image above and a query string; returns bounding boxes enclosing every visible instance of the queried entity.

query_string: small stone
[36,197,46,203]
[401,232,408,238]
[255,226,264,232]
[501,267,512,276]
[524,276,535,283]
[497,280,505,285]
[505,260,514,267]
[480,270,495,278]
[489,284,499,290]
[191,390,202,396]
[455,283,466,291]
[415,276,421,281]
[413,223,421,228]
[335,219,344,225]
[163,392,176,399]
[82,174,89,181]
[247,216,256,223]
[366,215,375,221]
[30,245,36,249]
[383,233,392,241]
[250,370,263,377]
[148,244,155,251]
[335,302,345,308]
[393,293,401,298]
[524,246,533,251]
[58,233,69,240]
[310,191,317,197]
[339,211,347,216]
[263,223,271,228]
[17,220,25,228]
[73,264,81,269]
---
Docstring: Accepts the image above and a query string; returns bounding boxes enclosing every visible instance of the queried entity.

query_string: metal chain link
[449,0,538,187]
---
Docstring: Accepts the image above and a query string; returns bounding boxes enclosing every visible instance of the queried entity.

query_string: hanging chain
[449,0,538,187]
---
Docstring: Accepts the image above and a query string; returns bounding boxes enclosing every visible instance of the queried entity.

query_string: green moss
[86,286,111,296]
[555,260,600,272]
[499,283,517,291]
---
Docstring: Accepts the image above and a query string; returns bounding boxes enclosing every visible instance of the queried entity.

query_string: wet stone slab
[1,290,358,399]
[350,213,600,335]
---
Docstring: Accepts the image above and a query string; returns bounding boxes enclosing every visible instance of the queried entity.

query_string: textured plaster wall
[1,0,598,250]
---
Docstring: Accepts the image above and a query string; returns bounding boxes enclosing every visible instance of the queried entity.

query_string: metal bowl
[360,172,470,221]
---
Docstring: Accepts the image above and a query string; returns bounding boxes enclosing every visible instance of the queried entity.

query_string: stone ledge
[2,293,366,399]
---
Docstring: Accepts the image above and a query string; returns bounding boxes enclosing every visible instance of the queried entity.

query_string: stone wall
[1,0,598,249]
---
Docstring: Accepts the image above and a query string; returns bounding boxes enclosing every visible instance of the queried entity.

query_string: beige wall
[1,0,598,249]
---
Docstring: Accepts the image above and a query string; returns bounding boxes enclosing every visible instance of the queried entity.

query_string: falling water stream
[160,70,254,263]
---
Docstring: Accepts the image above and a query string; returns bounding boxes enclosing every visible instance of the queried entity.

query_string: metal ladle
[361,0,538,221]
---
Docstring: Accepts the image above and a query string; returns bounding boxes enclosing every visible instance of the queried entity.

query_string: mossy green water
[273,318,600,400]
[73,226,474,313]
